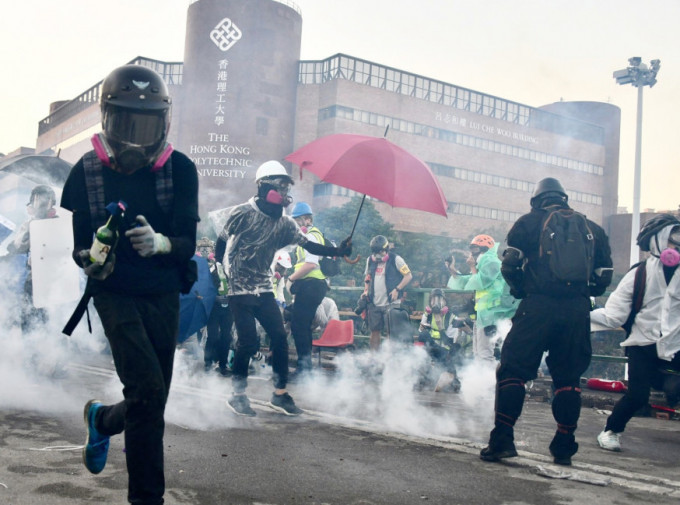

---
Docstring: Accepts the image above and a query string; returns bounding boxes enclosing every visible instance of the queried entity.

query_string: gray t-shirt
[364,254,409,307]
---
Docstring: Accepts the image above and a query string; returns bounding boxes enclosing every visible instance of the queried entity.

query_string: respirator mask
[661,228,680,267]
[261,178,293,207]
[372,251,389,263]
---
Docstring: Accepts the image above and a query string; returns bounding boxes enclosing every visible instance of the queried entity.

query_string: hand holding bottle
[125,215,171,257]
[78,249,115,280]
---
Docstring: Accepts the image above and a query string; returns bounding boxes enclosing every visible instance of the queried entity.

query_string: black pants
[92,291,179,505]
[290,278,328,370]
[605,345,680,433]
[229,293,288,391]
[491,294,591,457]
[204,301,232,368]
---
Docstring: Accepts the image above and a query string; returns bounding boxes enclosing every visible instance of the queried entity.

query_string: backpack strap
[82,150,174,229]
[621,261,647,335]
[82,151,108,229]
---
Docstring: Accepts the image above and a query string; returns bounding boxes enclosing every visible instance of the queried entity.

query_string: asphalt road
[2,348,680,505]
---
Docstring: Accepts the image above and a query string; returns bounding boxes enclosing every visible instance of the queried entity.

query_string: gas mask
[426,295,448,315]
[92,133,172,174]
[372,252,389,263]
[260,178,293,207]
[101,105,170,174]
[660,228,680,267]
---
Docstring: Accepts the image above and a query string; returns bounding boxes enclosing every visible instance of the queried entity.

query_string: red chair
[312,319,355,366]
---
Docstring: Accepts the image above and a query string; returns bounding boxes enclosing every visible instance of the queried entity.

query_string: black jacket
[502,201,612,299]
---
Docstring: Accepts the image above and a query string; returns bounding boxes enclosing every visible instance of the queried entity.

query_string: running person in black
[61,65,199,505]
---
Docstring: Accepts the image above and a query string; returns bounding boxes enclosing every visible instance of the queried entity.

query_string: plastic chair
[312,319,355,366]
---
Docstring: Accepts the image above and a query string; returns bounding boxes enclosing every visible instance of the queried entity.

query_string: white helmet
[255,160,293,183]
[274,250,292,269]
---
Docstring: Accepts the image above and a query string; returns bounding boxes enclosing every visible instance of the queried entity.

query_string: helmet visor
[104,107,168,147]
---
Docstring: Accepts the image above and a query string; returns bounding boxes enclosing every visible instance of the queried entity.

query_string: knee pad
[495,378,526,426]
[552,385,581,429]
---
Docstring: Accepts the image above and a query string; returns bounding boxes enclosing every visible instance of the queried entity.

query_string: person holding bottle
[60,64,199,505]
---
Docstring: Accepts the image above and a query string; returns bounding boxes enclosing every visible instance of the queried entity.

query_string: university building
[33,0,623,264]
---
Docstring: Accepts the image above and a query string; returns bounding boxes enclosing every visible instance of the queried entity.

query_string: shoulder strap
[621,261,647,335]
[155,154,173,215]
[83,151,107,229]
[82,150,174,229]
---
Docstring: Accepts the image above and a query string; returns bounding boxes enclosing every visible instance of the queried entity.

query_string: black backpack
[308,228,342,277]
[319,237,342,277]
[539,206,595,284]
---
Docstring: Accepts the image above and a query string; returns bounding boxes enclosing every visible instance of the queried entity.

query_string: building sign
[210,18,242,52]
[434,112,538,144]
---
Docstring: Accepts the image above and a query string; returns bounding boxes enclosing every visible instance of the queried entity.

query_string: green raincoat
[447,243,518,327]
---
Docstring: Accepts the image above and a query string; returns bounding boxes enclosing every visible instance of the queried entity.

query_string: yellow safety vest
[294,227,326,280]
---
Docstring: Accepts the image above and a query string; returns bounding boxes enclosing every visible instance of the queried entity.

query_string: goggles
[669,228,680,247]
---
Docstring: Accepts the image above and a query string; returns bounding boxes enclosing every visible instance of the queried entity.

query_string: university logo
[210,18,242,52]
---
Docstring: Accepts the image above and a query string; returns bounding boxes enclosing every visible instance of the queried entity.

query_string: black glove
[338,236,352,257]
[77,249,115,280]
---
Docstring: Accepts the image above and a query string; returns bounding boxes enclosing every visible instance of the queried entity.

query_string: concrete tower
[178,0,302,217]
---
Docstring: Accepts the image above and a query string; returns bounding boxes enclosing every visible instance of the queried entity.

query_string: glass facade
[299,54,604,145]
[320,105,605,177]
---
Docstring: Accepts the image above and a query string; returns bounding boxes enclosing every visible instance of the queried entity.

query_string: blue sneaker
[82,400,110,474]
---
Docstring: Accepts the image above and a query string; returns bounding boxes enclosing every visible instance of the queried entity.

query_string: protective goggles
[669,227,680,247]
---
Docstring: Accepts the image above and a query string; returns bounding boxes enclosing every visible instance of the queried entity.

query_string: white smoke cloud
[0,240,499,443]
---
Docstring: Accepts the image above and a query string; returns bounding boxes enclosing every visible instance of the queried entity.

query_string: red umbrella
[285,132,448,236]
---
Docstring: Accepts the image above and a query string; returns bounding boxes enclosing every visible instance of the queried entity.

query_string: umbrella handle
[344,254,361,265]
[349,194,367,239]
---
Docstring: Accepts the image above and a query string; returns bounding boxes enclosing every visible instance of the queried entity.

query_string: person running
[61,64,199,505]
[592,214,680,452]
[215,161,351,416]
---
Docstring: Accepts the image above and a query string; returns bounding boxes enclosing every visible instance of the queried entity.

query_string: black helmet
[27,185,56,206]
[100,65,171,170]
[430,288,445,298]
[530,177,568,208]
[370,235,389,253]
[637,214,680,252]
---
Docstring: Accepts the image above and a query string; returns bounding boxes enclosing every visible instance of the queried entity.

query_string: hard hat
[255,161,293,183]
[291,202,313,218]
[275,250,292,268]
[470,234,495,249]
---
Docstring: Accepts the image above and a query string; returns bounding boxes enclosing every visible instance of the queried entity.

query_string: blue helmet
[291,202,313,218]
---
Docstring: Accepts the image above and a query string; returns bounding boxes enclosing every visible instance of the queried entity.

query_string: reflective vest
[294,226,326,280]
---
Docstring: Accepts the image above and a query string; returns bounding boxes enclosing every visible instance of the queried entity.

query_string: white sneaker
[597,429,621,451]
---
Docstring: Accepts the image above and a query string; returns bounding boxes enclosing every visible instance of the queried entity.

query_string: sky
[0,0,678,212]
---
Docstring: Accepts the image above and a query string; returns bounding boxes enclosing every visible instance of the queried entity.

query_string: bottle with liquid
[90,201,127,265]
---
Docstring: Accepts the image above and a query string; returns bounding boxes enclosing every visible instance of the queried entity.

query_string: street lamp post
[613,57,660,266]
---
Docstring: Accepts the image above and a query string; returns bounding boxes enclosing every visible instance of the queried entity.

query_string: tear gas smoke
[0,231,500,443]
